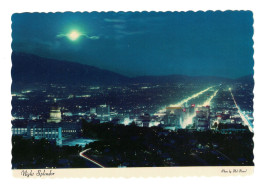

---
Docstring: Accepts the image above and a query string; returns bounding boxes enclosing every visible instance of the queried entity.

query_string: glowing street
[155,86,214,115]
[229,88,253,132]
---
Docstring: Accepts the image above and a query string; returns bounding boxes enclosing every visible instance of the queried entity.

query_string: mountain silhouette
[11,52,253,90]
[12,52,130,89]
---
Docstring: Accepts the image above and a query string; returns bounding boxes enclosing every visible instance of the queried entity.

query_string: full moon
[68,30,81,41]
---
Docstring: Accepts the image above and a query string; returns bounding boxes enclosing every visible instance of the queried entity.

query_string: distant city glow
[171,86,213,107]
[90,87,100,90]
[21,90,32,93]
[182,89,218,128]
[199,89,219,107]
[155,86,214,115]
[75,95,91,98]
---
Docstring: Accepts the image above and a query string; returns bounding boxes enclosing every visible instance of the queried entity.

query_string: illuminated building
[27,123,62,146]
[194,106,210,131]
[12,122,62,146]
[90,107,96,114]
[163,114,181,130]
[196,106,210,119]
[140,113,151,127]
[96,104,110,122]
[96,104,110,117]
[166,106,182,115]
[165,106,190,128]
[12,120,82,146]
[47,101,62,123]
[142,120,150,127]
[12,122,27,136]
[189,104,195,115]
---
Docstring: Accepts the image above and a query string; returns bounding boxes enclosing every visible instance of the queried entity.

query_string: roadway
[229,88,253,132]
[79,148,105,168]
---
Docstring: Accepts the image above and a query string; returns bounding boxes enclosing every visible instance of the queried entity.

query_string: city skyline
[11,11,254,170]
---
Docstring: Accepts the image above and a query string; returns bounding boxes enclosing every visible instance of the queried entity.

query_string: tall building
[141,113,151,127]
[189,104,196,115]
[90,107,96,114]
[165,106,189,128]
[194,106,210,131]
[163,114,181,129]
[96,104,110,117]
[47,100,62,123]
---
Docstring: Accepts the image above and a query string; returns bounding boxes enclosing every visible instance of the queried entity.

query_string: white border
[0,0,259,185]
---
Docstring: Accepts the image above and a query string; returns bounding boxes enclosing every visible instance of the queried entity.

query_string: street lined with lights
[181,88,219,128]
[198,89,219,107]
[229,88,253,132]
[155,86,214,115]
[171,86,214,107]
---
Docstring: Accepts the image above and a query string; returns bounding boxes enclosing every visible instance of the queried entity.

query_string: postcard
[11,11,254,177]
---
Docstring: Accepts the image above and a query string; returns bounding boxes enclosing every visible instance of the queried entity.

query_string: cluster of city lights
[155,86,214,116]
[229,88,253,132]
[198,89,219,107]
[181,89,219,128]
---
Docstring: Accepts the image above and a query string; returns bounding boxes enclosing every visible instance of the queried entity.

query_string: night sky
[12,11,254,78]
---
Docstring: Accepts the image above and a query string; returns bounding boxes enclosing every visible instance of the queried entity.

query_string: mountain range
[11,52,253,90]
